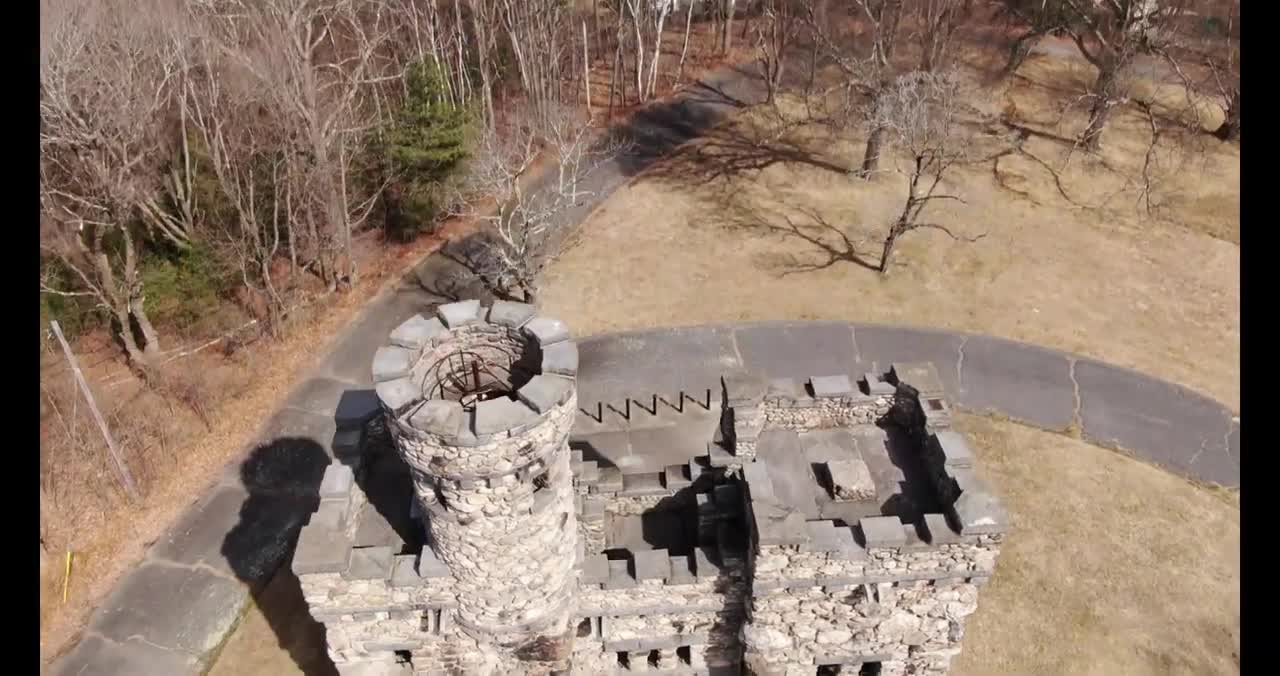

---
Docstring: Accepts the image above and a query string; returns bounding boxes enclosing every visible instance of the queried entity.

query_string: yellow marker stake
[63,551,72,605]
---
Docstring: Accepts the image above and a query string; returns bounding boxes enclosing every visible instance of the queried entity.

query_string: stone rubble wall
[742,579,983,676]
[425,448,579,631]
[752,536,1001,588]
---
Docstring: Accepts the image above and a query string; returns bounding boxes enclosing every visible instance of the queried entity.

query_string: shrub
[139,241,236,331]
[382,59,472,241]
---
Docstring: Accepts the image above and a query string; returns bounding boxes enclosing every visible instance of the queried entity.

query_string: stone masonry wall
[742,579,983,675]
[727,364,1008,676]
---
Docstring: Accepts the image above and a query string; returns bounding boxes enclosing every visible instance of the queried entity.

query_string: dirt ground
[205,414,1239,676]
[541,49,1240,412]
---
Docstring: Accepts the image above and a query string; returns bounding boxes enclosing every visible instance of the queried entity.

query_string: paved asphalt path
[49,62,1238,676]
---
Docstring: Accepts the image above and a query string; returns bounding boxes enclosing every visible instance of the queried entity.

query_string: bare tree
[997,0,1074,77]
[916,0,972,72]
[182,38,295,334]
[755,0,802,102]
[806,0,907,177]
[1058,0,1186,150]
[195,0,392,291]
[451,114,619,304]
[868,70,983,274]
[39,0,189,368]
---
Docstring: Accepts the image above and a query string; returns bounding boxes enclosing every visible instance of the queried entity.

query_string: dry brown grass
[539,54,1239,411]
[950,413,1239,676]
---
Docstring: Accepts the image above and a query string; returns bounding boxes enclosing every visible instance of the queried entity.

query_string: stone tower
[373,299,581,673]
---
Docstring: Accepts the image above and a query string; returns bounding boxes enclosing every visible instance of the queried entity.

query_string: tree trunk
[1214,89,1240,141]
[861,125,887,177]
[130,299,162,358]
[1081,63,1123,151]
[878,225,900,275]
[678,0,694,83]
[723,0,737,53]
[1003,30,1040,77]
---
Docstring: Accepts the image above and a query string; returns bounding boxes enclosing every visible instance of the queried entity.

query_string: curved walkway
[573,322,1238,488]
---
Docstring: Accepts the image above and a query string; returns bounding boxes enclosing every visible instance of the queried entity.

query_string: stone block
[663,464,692,490]
[933,430,974,469]
[752,502,809,546]
[293,522,351,575]
[826,458,876,502]
[694,547,722,579]
[310,497,348,531]
[603,559,637,590]
[488,300,537,328]
[922,512,962,545]
[344,546,394,580]
[860,516,908,548]
[707,440,736,467]
[417,546,451,578]
[810,374,855,398]
[372,346,413,383]
[517,374,574,413]
[864,372,897,396]
[890,362,945,395]
[332,428,364,460]
[389,314,445,351]
[524,316,570,346]
[951,487,1009,535]
[542,341,579,376]
[578,460,600,483]
[435,299,481,328]
[741,460,777,503]
[335,389,382,430]
[473,397,538,435]
[375,377,418,413]
[621,472,667,496]
[319,463,355,500]
[722,371,771,407]
[595,467,624,493]
[667,555,695,584]
[582,554,610,584]
[767,377,804,402]
[390,554,423,587]
[633,549,672,581]
[582,497,606,518]
[407,399,463,435]
[921,395,954,428]
[713,484,742,513]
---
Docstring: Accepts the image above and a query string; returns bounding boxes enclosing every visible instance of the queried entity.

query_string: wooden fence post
[49,321,141,501]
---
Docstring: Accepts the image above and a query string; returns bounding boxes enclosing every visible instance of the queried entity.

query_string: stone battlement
[290,308,1006,676]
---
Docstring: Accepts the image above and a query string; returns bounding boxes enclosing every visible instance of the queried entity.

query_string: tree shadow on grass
[717,198,881,277]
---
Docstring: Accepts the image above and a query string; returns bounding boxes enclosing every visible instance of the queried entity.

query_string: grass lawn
[541,52,1239,412]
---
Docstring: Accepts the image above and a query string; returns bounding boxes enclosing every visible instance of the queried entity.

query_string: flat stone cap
[826,458,876,502]
[723,371,770,407]
[810,374,855,398]
[633,549,671,581]
[436,300,482,328]
[860,516,908,548]
[952,486,1009,535]
[389,314,445,351]
[933,430,974,469]
[488,301,536,328]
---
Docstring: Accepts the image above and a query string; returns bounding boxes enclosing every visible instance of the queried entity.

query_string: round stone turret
[372,300,580,660]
